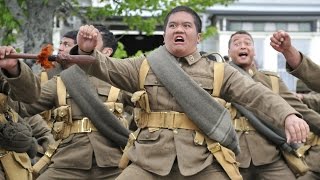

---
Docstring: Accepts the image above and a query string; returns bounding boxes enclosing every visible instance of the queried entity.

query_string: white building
[201,0,320,90]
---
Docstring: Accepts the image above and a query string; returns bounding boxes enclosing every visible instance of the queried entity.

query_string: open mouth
[239,52,248,57]
[175,36,185,43]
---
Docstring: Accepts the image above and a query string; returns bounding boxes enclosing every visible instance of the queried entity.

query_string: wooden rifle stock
[5,53,96,65]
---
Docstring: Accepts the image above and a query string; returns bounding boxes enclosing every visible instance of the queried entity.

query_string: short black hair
[93,24,118,56]
[228,30,254,49]
[163,6,202,33]
[63,30,78,44]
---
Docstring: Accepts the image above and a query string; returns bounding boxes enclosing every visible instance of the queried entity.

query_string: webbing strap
[107,86,120,102]
[40,72,49,85]
[205,137,243,180]
[119,129,140,169]
[32,139,62,175]
[139,59,150,90]
[138,111,199,130]
[269,76,279,94]
[56,77,67,106]
[137,59,151,112]
[212,62,224,97]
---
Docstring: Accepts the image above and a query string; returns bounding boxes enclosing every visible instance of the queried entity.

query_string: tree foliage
[0,0,234,54]
[86,0,234,35]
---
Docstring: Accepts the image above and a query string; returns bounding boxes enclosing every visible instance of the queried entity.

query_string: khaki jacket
[301,92,320,114]
[18,76,128,169]
[74,46,300,176]
[3,61,40,103]
[24,114,55,153]
[288,53,320,93]
[249,67,320,172]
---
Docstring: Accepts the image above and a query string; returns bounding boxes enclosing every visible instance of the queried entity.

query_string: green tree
[1,0,234,54]
[86,0,234,35]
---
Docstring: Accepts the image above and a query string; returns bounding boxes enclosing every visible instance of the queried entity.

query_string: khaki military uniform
[2,61,40,103]
[300,92,320,114]
[248,66,320,179]
[18,76,130,180]
[233,67,300,179]
[0,61,41,180]
[74,46,301,179]
[287,53,320,93]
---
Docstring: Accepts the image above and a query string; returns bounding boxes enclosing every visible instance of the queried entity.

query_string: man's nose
[240,43,247,48]
[58,45,65,51]
[175,25,184,32]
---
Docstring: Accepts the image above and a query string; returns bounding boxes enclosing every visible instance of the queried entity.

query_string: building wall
[200,0,320,91]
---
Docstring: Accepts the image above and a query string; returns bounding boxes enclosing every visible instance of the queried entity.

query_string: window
[227,21,313,32]
[253,38,264,70]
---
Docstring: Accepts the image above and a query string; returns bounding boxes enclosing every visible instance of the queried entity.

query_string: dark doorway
[116,34,163,57]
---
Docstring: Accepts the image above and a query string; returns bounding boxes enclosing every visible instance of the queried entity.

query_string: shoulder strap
[269,75,279,94]
[40,71,49,85]
[139,59,150,90]
[56,77,67,106]
[212,62,225,97]
[107,86,121,102]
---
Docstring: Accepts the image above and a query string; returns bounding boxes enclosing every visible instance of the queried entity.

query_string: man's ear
[101,47,113,56]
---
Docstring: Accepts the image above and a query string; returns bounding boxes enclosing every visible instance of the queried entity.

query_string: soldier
[270,30,320,93]
[0,46,40,179]
[13,26,132,180]
[228,30,320,179]
[73,6,309,179]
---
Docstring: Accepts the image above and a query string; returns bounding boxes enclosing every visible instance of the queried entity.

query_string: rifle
[4,44,95,69]
[5,53,95,67]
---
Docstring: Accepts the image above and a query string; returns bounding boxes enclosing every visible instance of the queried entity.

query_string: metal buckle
[208,142,221,153]
[45,147,56,158]
[80,117,92,132]
[0,151,8,158]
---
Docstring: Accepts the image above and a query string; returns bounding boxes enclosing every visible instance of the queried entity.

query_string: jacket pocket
[137,129,161,144]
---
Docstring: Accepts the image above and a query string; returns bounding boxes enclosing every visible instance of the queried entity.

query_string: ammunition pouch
[53,105,72,124]
[281,149,309,176]
[0,149,32,180]
[104,102,128,128]
[233,117,255,132]
[215,100,255,132]
[305,132,320,147]
[51,105,72,139]
[281,133,313,177]
[131,90,150,112]
[280,132,320,176]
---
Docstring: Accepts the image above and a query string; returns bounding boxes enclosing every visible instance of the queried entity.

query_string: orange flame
[37,44,55,69]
